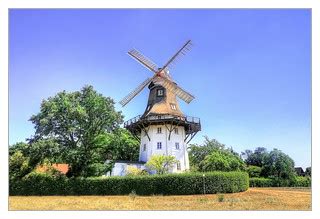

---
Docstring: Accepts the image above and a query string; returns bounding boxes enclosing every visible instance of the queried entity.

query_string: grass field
[9,187,311,210]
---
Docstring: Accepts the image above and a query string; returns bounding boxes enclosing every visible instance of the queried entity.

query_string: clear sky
[9,9,311,168]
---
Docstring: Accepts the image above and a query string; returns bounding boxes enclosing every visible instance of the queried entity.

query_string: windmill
[119,40,194,108]
[120,40,201,174]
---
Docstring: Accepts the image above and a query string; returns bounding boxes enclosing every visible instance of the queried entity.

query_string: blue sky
[9,9,311,168]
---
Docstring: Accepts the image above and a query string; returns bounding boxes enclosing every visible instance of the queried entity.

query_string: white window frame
[170,103,177,110]
[157,89,164,96]
[157,127,162,134]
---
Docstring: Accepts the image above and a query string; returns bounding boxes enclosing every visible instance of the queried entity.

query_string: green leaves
[189,136,245,172]
[10,171,249,196]
[145,155,178,174]
[27,85,125,177]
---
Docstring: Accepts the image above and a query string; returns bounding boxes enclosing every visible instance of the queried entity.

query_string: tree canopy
[145,155,177,174]
[11,85,139,177]
[189,136,245,172]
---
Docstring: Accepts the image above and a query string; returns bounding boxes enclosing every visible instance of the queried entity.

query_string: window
[157,89,164,96]
[157,127,162,134]
[170,103,177,110]
[175,142,180,150]
[157,142,162,149]
[174,127,179,134]
[143,144,147,151]
[177,161,181,170]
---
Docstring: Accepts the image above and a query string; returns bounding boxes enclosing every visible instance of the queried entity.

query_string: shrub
[10,171,249,196]
[246,165,262,177]
[249,177,274,187]
[126,166,148,176]
[249,176,311,187]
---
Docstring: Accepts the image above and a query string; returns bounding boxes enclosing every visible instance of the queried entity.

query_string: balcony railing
[124,114,200,127]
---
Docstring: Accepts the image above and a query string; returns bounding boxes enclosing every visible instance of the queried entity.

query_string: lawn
[9,187,311,210]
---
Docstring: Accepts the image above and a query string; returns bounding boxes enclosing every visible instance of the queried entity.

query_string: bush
[249,177,274,187]
[126,166,148,176]
[10,171,249,196]
[249,176,311,187]
[246,165,262,177]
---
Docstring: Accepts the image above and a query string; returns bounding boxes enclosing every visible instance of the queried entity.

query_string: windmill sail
[128,49,159,73]
[161,78,194,104]
[119,77,154,107]
[161,40,192,72]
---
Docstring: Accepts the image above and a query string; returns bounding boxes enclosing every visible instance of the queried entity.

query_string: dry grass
[9,187,311,211]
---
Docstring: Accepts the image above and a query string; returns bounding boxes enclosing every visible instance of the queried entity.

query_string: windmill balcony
[124,114,201,136]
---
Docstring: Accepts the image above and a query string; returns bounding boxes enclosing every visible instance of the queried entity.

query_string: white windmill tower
[119,40,201,173]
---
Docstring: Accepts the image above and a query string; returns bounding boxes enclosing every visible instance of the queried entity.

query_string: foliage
[145,155,177,174]
[189,136,244,172]
[249,176,311,187]
[260,149,296,179]
[245,165,262,178]
[305,167,311,176]
[126,166,148,176]
[9,151,31,180]
[249,177,274,187]
[200,150,245,172]
[9,139,63,178]
[28,85,123,177]
[93,128,140,161]
[241,147,268,167]
[9,171,249,196]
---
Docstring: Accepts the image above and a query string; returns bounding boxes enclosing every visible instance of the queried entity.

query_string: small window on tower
[174,127,179,134]
[157,89,164,97]
[143,144,147,151]
[157,142,162,149]
[175,142,180,150]
[157,127,162,134]
[170,103,177,110]
[177,161,181,170]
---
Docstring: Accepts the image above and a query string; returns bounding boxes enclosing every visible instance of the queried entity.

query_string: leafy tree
[260,148,296,179]
[29,85,123,177]
[145,155,177,174]
[9,142,29,156]
[93,128,140,162]
[9,151,31,179]
[188,136,227,171]
[126,166,148,176]
[189,136,243,172]
[241,147,268,167]
[9,140,62,178]
[305,167,311,177]
[199,150,245,172]
[245,165,262,177]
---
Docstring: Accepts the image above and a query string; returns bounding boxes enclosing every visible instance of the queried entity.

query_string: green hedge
[10,171,249,196]
[249,176,311,187]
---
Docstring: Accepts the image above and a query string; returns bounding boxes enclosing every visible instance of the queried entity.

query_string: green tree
[29,85,123,177]
[260,148,296,179]
[199,150,245,172]
[9,151,31,179]
[188,136,227,171]
[245,165,262,177]
[305,167,311,177]
[145,155,177,174]
[189,136,243,172]
[241,147,268,167]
